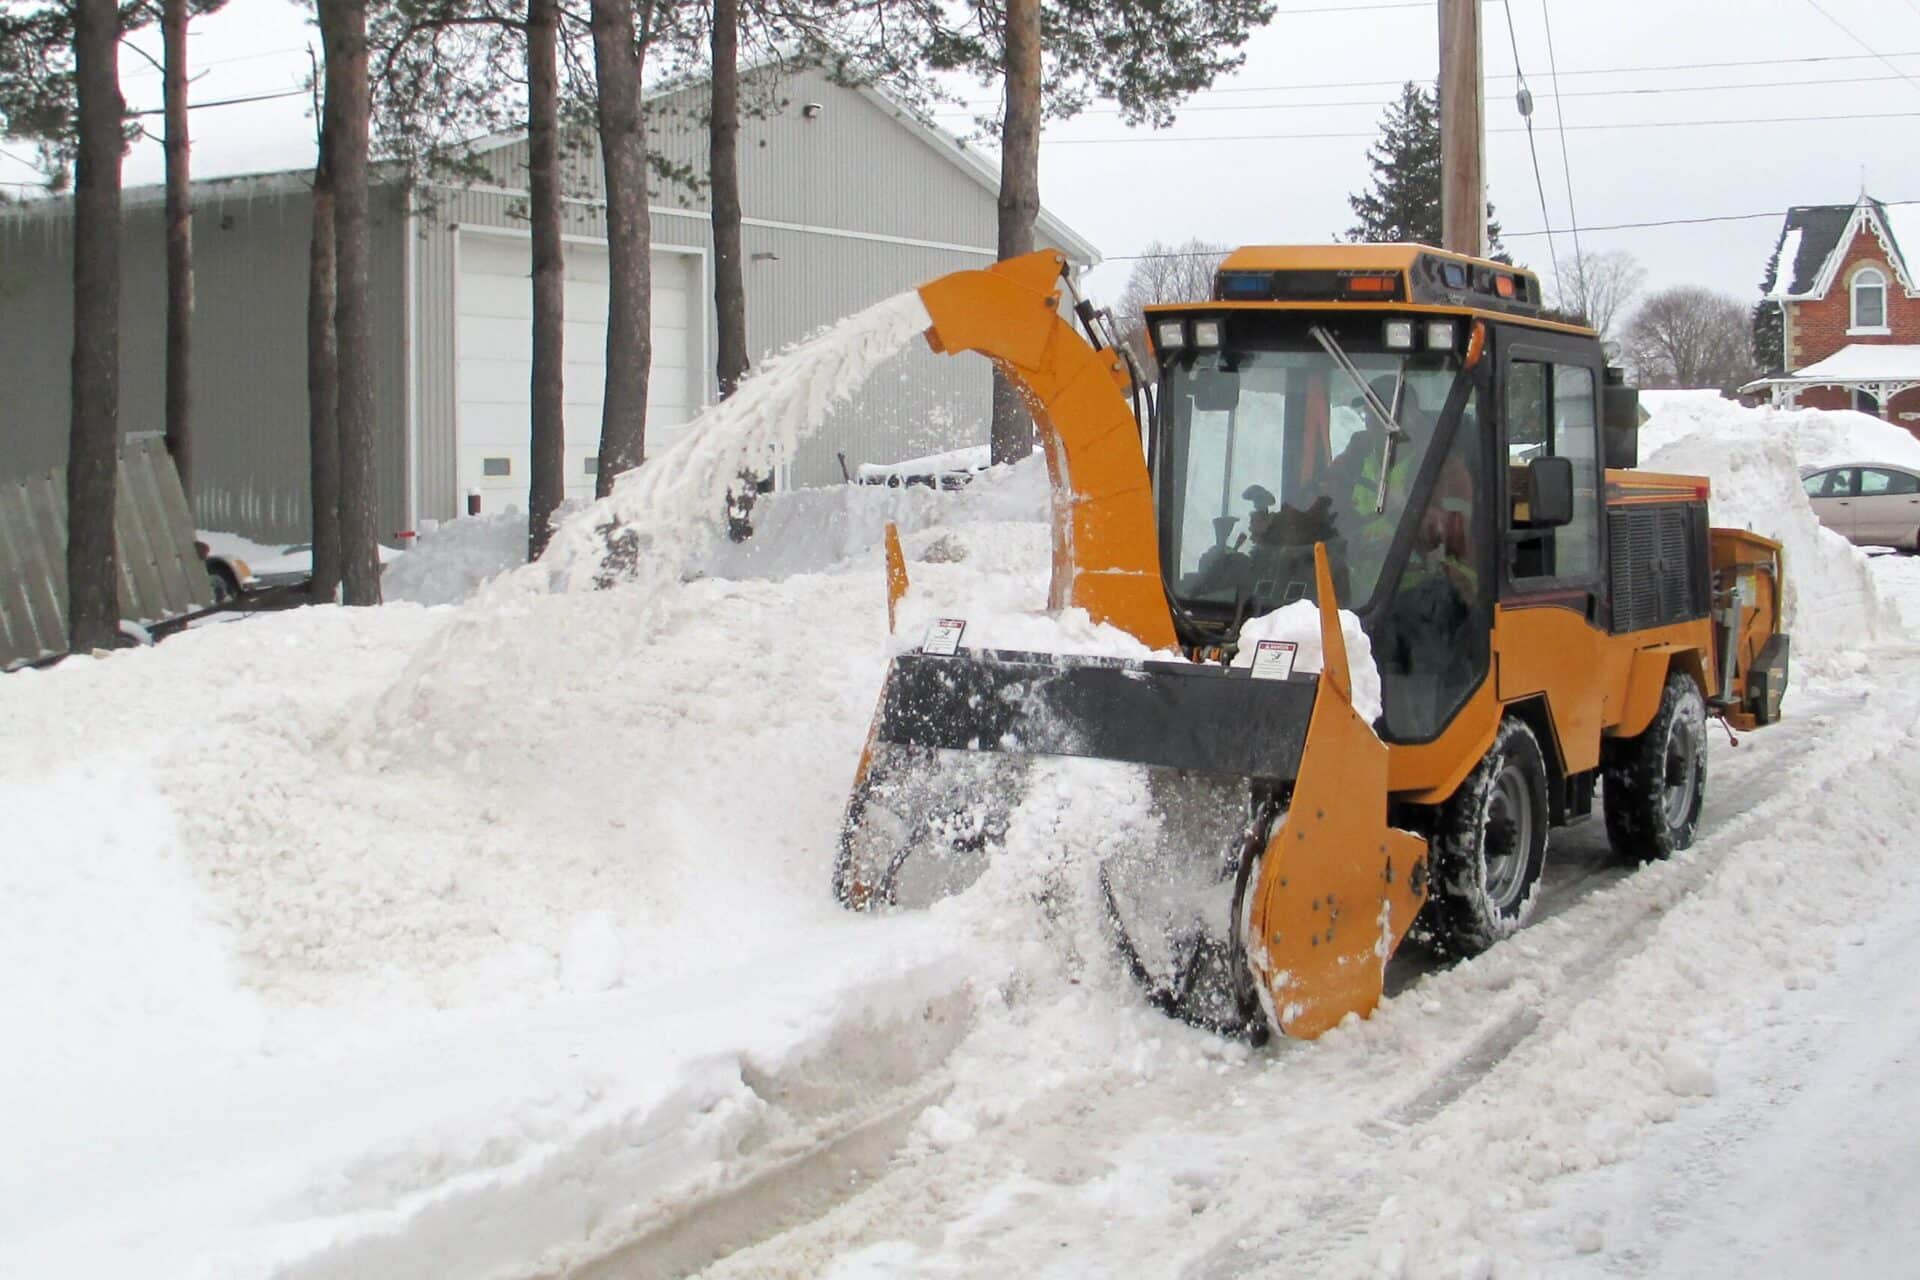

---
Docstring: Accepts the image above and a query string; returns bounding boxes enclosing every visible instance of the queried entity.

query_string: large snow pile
[1639,393,1906,666]
[382,512,528,606]
[704,455,1050,584]
[1640,389,1920,470]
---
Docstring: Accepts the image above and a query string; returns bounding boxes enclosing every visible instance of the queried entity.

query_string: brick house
[1743,193,1920,438]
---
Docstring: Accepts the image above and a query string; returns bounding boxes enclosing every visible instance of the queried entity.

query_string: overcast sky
[4,0,1915,323]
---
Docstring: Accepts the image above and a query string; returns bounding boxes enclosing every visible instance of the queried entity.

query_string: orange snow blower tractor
[835,246,1790,1041]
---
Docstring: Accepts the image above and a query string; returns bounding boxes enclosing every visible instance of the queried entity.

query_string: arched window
[1852,266,1888,331]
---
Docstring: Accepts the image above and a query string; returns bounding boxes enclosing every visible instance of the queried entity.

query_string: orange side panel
[1386,680,1501,803]
[918,252,1177,651]
[1245,546,1427,1039]
[884,522,908,634]
[1492,604,1617,774]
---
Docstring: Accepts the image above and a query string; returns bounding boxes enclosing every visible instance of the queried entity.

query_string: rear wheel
[1603,671,1707,860]
[1429,717,1550,957]
[207,560,240,605]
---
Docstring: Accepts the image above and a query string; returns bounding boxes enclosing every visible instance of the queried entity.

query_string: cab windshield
[1158,333,1464,622]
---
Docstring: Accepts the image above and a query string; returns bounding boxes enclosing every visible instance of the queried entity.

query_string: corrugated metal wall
[1,67,1097,539]
[445,66,1102,492]
[0,437,214,669]
[0,178,410,543]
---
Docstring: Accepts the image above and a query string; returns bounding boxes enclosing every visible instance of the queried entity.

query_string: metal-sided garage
[0,64,1099,544]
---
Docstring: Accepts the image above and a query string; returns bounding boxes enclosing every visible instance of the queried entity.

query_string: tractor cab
[1143,245,1601,743]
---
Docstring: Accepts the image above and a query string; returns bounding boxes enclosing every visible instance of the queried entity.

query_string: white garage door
[455,232,699,515]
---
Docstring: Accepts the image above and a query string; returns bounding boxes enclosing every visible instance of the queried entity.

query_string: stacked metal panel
[0,438,214,669]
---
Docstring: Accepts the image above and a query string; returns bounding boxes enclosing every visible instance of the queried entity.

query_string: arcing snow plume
[537,289,935,596]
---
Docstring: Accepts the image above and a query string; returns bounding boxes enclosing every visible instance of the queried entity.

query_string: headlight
[1155,319,1187,352]
[1384,319,1415,350]
[1425,320,1457,350]
[1191,319,1223,349]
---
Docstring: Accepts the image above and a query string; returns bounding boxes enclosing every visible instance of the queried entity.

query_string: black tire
[1429,717,1551,957]
[206,560,240,605]
[1603,672,1707,861]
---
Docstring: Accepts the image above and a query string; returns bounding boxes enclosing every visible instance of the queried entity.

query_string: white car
[1802,463,1920,553]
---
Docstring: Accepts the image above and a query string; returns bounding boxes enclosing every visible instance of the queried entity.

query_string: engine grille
[1609,503,1709,634]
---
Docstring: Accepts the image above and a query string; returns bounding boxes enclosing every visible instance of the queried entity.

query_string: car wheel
[207,561,241,605]
[1428,717,1550,957]
[1603,672,1708,861]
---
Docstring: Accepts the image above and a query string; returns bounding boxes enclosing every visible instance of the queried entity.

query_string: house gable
[1775,199,1920,374]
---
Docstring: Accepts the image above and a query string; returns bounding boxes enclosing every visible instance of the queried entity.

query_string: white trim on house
[1849,263,1890,334]
[1798,199,1917,301]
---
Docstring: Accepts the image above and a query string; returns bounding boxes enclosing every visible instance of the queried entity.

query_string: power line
[126,87,310,116]
[1497,0,1562,287]
[954,50,1920,107]
[119,44,310,81]
[1798,0,1920,94]
[1096,198,1920,261]
[1503,198,1920,239]
[1270,1,1432,10]
[1541,0,1584,276]
[1040,110,1920,145]
[934,72,1916,119]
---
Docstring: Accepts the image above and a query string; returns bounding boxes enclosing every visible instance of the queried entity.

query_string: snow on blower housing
[835,246,1791,1043]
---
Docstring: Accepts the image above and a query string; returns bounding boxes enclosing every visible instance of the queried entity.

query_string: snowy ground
[6,352,1919,1279]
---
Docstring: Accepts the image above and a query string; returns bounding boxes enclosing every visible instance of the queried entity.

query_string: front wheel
[1429,717,1550,957]
[1603,671,1708,861]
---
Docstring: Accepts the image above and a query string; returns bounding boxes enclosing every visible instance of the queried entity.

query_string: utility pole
[1438,0,1485,257]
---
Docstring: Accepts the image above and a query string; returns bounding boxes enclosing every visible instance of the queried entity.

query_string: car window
[1862,468,1919,496]
[1807,469,1856,498]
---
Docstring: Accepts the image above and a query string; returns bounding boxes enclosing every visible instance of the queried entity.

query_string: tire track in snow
[675,656,1920,1279]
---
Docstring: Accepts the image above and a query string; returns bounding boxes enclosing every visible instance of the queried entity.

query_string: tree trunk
[322,0,381,605]
[711,0,761,540]
[991,0,1042,466]
[591,0,652,500]
[526,0,566,559]
[66,0,123,652]
[307,84,341,602]
[162,0,193,504]
[710,0,746,399]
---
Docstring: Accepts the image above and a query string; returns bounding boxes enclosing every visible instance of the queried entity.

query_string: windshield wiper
[1308,324,1407,515]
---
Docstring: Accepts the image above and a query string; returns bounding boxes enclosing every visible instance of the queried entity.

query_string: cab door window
[1504,357,1601,585]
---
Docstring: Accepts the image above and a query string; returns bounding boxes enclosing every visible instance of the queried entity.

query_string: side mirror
[1523,455,1576,527]
[1602,369,1640,469]
[1190,367,1241,414]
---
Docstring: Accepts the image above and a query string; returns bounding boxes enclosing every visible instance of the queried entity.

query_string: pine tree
[925,0,1281,464]
[1751,240,1785,377]
[1346,81,1503,256]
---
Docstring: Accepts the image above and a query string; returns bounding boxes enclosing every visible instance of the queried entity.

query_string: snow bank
[704,455,1050,584]
[381,512,527,606]
[1640,390,1920,470]
[1639,394,1905,665]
